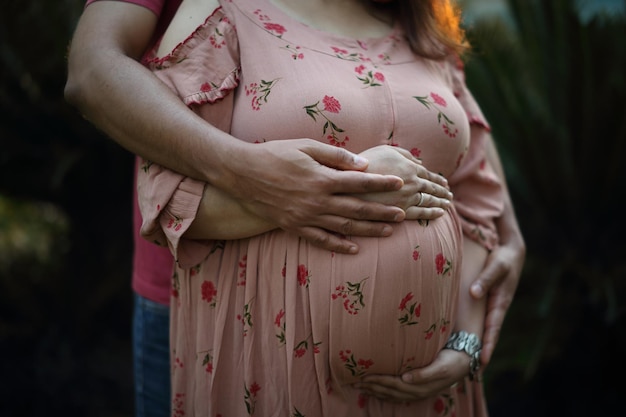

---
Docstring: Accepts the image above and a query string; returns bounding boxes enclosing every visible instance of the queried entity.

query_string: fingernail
[348,245,358,254]
[471,283,484,297]
[353,155,368,166]
[402,373,413,383]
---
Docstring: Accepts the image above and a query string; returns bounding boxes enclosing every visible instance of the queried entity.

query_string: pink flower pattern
[398,292,421,326]
[293,334,321,358]
[244,382,261,415]
[202,351,214,374]
[304,95,349,146]
[433,392,455,416]
[281,44,305,60]
[354,64,385,87]
[435,252,452,276]
[414,92,459,138]
[339,349,374,377]
[201,280,217,307]
[275,308,286,345]
[166,215,183,232]
[297,264,311,287]
[245,79,280,111]
[331,277,368,315]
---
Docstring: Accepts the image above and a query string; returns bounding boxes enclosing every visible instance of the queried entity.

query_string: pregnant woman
[138,0,504,415]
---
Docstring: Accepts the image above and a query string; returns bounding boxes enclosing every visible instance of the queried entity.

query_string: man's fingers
[294,217,397,254]
[303,141,370,171]
[327,170,405,194]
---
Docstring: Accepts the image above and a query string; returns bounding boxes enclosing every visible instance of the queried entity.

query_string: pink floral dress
[138,0,504,416]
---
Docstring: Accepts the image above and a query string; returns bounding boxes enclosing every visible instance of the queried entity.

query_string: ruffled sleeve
[145,7,240,106]
[445,54,504,251]
[138,6,240,269]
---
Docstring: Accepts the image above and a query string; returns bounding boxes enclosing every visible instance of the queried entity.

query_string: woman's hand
[354,146,453,220]
[354,349,470,402]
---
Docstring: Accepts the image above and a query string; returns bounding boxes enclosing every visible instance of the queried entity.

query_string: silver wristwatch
[444,331,482,380]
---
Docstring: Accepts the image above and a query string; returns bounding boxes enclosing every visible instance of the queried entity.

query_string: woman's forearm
[454,238,488,336]
[184,184,277,240]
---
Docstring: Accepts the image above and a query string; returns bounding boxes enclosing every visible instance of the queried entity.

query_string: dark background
[1,0,624,416]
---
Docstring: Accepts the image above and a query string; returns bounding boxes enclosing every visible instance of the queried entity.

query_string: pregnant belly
[229,211,463,386]
[319,215,463,384]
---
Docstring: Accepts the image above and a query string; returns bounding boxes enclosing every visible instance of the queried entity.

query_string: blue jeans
[133,293,170,417]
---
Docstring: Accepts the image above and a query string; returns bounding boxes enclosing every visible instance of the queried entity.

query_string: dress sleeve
[445,55,504,251]
[138,6,239,269]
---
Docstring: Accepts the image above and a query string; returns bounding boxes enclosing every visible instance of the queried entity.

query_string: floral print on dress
[171,270,180,298]
[297,264,311,287]
[435,252,452,276]
[304,95,349,146]
[424,317,451,340]
[253,9,286,37]
[173,392,186,417]
[339,350,374,377]
[357,393,369,409]
[245,79,280,111]
[412,245,420,261]
[414,92,459,138]
[166,215,183,232]
[275,308,286,346]
[209,16,231,49]
[189,264,201,277]
[238,254,247,286]
[398,292,421,326]
[281,44,305,60]
[354,64,385,88]
[244,381,261,415]
[331,277,368,315]
[433,392,455,416]
[201,350,214,373]
[238,299,254,336]
[330,46,370,62]
[173,355,184,370]
[201,279,217,307]
[294,333,321,358]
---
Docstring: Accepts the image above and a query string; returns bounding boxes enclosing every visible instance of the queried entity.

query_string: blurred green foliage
[1,1,135,415]
[464,0,626,415]
[0,0,624,416]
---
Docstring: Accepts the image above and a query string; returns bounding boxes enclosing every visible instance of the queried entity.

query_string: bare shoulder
[157,0,221,56]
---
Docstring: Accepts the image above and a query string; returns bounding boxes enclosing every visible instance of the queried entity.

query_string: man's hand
[228,141,453,254]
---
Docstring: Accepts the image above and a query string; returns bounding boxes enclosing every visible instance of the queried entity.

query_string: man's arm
[64,1,415,254]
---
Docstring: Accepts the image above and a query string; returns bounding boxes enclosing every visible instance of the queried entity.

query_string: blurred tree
[464,0,626,415]
[1,1,135,415]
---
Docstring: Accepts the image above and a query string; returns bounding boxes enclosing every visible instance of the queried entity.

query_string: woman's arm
[469,135,526,364]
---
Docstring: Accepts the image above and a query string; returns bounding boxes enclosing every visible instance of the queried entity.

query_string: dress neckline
[252,0,401,49]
